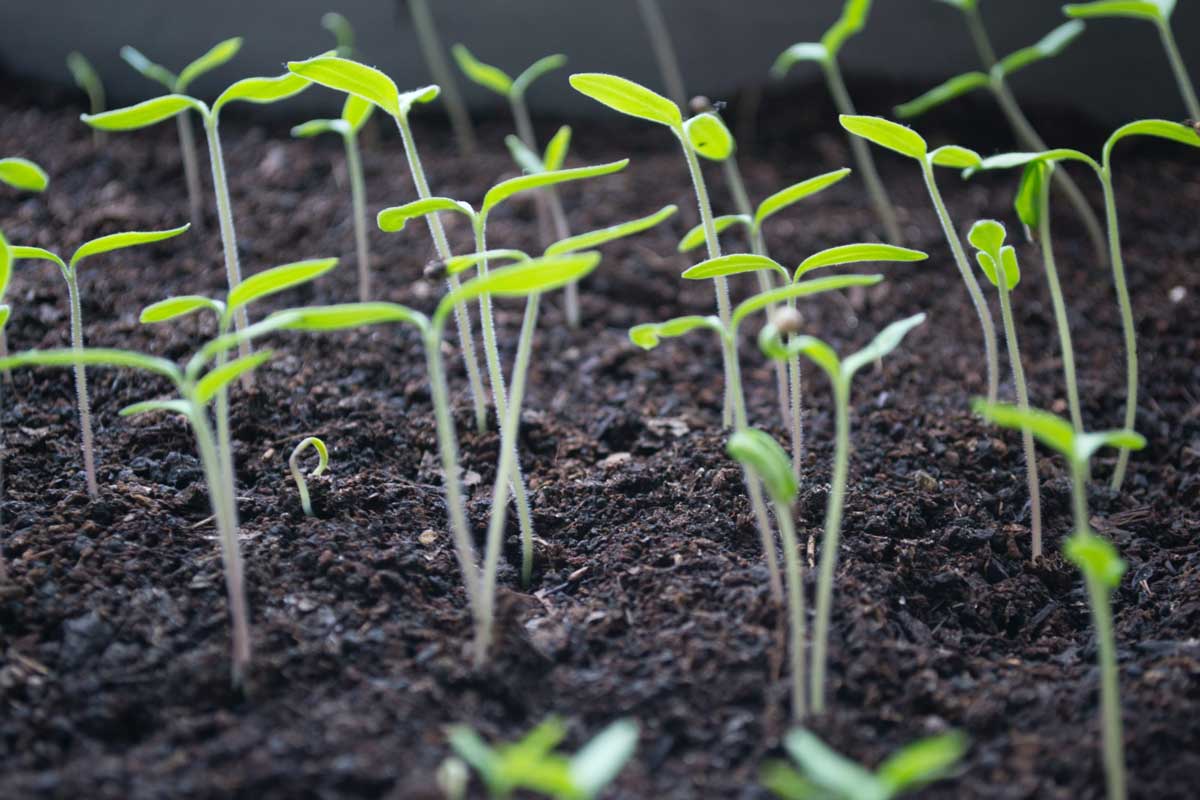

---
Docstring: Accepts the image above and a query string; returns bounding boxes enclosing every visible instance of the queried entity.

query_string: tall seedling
[121,37,244,232]
[405,0,478,155]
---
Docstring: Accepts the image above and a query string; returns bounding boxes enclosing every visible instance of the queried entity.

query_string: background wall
[1,0,1198,124]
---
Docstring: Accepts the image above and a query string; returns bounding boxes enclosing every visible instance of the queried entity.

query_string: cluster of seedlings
[2,0,1196,795]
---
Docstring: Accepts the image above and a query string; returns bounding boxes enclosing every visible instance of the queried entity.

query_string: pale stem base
[203,117,252,368]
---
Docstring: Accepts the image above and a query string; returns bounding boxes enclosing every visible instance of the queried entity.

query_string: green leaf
[755,168,852,229]
[839,115,927,160]
[794,243,928,280]
[546,205,677,256]
[971,399,1076,460]
[512,54,568,98]
[70,223,190,269]
[507,135,544,173]
[440,253,602,321]
[543,126,572,171]
[771,43,830,78]
[378,197,475,232]
[878,733,968,795]
[195,350,273,404]
[968,220,1020,290]
[119,46,178,90]
[929,145,982,169]
[1074,429,1147,463]
[1063,1,1167,22]
[727,428,797,505]
[967,219,1007,259]
[82,95,202,130]
[0,347,180,380]
[443,250,531,277]
[290,118,345,139]
[1103,118,1200,167]
[120,399,192,418]
[685,113,735,161]
[66,52,104,101]
[451,44,514,96]
[140,295,224,324]
[783,730,886,800]
[227,258,338,312]
[213,70,312,115]
[0,304,10,331]
[732,274,884,327]
[770,332,842,378]
[569,73,682,128]
[0,232,10,300]
[482,160,628,214]
[10,246,67,275]
[1015,162,1050,233]
[192,311,304,371]
[1064,530,1127,589]
[894,72,990,119]
[682,254,790,282]
[677,215,751,253]
[973,148,1100,174]
[271,302,428,333]
[287,56,403,118]
[842,312,927,379]
[568,720,639,799]
[997,21,1086,77]
[629,315,724,350]
[177,37,243,91]
[446,726,501,794]
[761,761,824,799]
[321,12,355,57]
[0,157,49,192]
[341,94,375,133]
[822,0,874,56]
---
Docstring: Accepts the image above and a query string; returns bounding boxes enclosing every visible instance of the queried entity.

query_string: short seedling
[840,115,1000,404]
[760,312,926,713]
[289,436,329,517]
[896,12,1107,262]
[292,96,377,301]
[447,716,639,800]
[121,37,244,232]
[974,400,1146,800]
[405,0,477,155]
[66,52,106,146]
[11,224,191,497]
[762,728,967,800]
[0,157,49,365]
[772,0,904,244]
[636,0,688,108]
[969,119,1200,488]
[968,220,1042,556]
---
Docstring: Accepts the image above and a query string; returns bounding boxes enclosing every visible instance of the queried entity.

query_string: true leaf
[212,70,312,115]
[512,54,568,98]
[877,732,968,795]
[967,219,1007,258]
[839,115,927,160]
[195,350,274,404]
[997,21,1086,76]
[685,113,735,161]
[177,37,244,91]
[728,428,797,506]
[1064,530,1127,589]
[677,215,750,253]
[841,312,926,379]
[482,160,628,214]
[287,56,401,117]
[794,243,928,280]
[227,258,338,311]
[70,224,191,269]
[628,315,723,350]
[140,295,224,324]
[569,73,682,127]
[682,254,790,282]
[732,274,884,327]
[82,95,202,130]
[378,198,475,232]
[545,205,677,256]
[755,168,852,229]
[0,157,49,192]
[895,72,990,119]
[451,44,514,96]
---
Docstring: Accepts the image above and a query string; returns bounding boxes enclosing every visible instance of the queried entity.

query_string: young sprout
[760,312,926,713]
[406,0,477,155]
[895,13,1107,263]
[772,0,904,244]
[728,428,807,719]
[66,52,106,146]
[321,11,355,57]
[1065,0,1198,119]
[289,436,329,517]
[83,60,315,364]
[973,400,1146,800]
[635,0,688,108]
[292,96,377,301]
[447,716,639,800]
[632,272,886,606]
[286,55,489,432]
[762,728,967,800]
[968,119,1200,488]
[120,37,244,232]
[11,224,191,497]
[0,157,49,367]
[967,220,1042,556]
[839,115,1000,404]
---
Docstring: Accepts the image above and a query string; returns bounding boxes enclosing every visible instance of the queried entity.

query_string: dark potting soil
[1,72,1198,799]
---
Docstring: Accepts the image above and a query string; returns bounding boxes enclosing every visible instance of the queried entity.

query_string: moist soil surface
[1,74,1198,799]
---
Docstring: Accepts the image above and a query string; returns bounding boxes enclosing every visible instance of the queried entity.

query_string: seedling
[83,60,316,365]
[973,400,1146,800]
[636,0,688,108]
[321,12,355,57]
[67,52,106,146]
[763,728,967,799]
[11,224,191,497]
[632,273,886,606]
[760,312,926,712]
[728,428,807,719]
[967,221,1042,556]
[289,436,328,517]
[120,37,244,232]
[1065,0,1198,119]
[292,96,377,301]
[447,716,639,799]
[967,118,1200,488]
[772,0,904,244]
[839,115,1000,404]
[406,0,478,155]
[286,55,489,432]
[0,157,49,366]
[895,13,1106,262]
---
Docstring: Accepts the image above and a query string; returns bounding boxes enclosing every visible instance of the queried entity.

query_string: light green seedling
[321,11,355,57]
[1065,0,1197,119]
[839,115,999,405]
[636,0,688,107]
[0,156,49,369]
[447,717,639,800]
[896,12,1106,262]
[967,119,1200,489]
[67,52,106,146]
[974,399,1145,800]
[406,0,477,154]
[292,96,376,302]
[763,728,967,800]
[760,312,926,713]
[12,224,190,497]
[772,0,903,244]
[967,220,1042,556]
[121,37,244,232]
[289,436,329,517]
[453,45,565,153]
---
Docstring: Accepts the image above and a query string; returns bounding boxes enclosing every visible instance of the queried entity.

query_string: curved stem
[177,112,206,234]
[202,116,250,365]
[344,132,371,303]
[1158,19,1200,120]
[1100,176,1137,490]
[66,275,98,498]
[921,160,1000,404]
[408,0,478,156]
[774,500,806,721]
[1037,172,1084,433]
[997,280,1042,558]
[636,0,688,109]
[811,379,850,714]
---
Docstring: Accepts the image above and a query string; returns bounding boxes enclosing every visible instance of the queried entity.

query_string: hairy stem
[1037,171,1084,433]
[66,275,98,498]
[407,0,478,155]
[774,500,807,721]
[344,132,372,303]
[1158,19,1200,120]
[636,0,688,109]
[202,116,251,366]
[1100,177,1138,490]
[177,112,206,234]
[997,278,1043,558]
[811,379,850,714]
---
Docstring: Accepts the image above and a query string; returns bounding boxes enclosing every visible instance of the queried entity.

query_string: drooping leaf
[732,274,884,327]
[569,73,682,128]
[1064,530,1127,589]
[195,350,274,404]
[227,258,338,312]
[0,347,181,380]
[120,46,178,90]
[542,126,572,171]
[451,44,514,96]
[1103,118,1200,166]
[771,43,830,77]
[839,115,928,160]
[1015,162,1051,234]
[929,145,982,169]
[877,732,968,795]
[140,295,224,324]
[568,719,639,799]
[70,223,190,269]
[177,37,244,91]
[822,0,874,56]
[682,254,790,282]
[482,160,628,213]
[894,72,990,119]
[755,168,852,229]
[794,243,928,280]
[212,70,312,115]
[545,205,677,256]
[783,730,886,800]
[10,246,67,275]
[287,56,401,117]
[973,148,1100,174]
[677,215,751,253]
[1063,1,1168,22]
[728,428,797,506]
[997,21,1086,77]
[841,312,926,379]
[377,197,475,232]
[685,113,735,161]
[512,54,568,98]
[0,157,49,192]
[82,95,202,130]
[629,315,723,350]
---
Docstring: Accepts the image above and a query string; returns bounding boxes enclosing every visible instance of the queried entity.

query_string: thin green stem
[823,59,904,245]
[1071,463,1089,534]
[177,112,206,234]
[202,116,251,365]
[1086,575,1127,800]
[788,346,804,482]
[964,5,999,69]
[344,132,372,302]
[1037,171,1084,433]
[1100,176,1137,491]
[811,379,850,714]
[921,160,1000,404]
[66,274,98,498]
[997,279,1043,558]
[636,0,688,109]
[1158,19,1200,120]
[774,499,807,720]
[408,0,478,155]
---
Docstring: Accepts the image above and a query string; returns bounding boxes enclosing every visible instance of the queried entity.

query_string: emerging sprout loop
[289,436,329,517]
